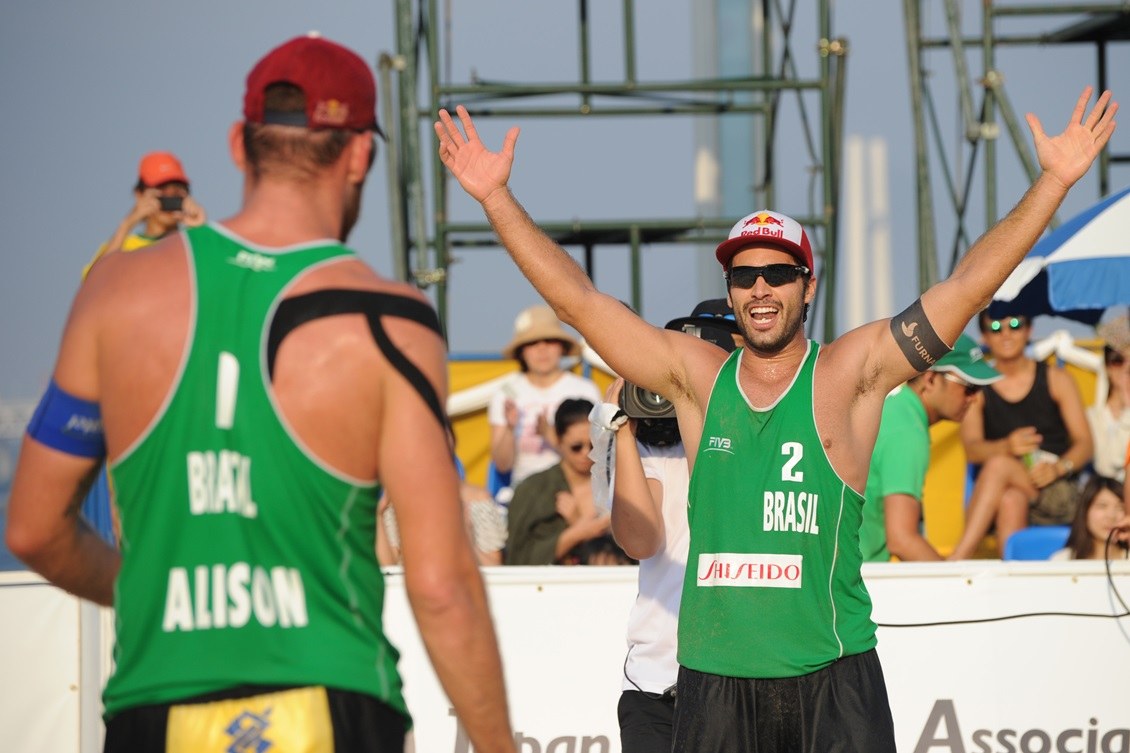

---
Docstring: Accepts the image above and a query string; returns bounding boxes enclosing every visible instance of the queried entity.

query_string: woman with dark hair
[505,398,623,565]
[1052,475,1129,560]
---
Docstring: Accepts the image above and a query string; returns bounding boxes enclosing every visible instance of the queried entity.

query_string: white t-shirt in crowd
[488,371,601,486]
[620,441,689,694]
[1087,402,1130,483]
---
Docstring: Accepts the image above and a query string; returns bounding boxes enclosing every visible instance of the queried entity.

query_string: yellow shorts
[104,685,407,753]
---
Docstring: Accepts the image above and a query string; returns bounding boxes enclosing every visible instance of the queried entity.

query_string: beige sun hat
[502,305,580,359]
[1097,313,1130,352]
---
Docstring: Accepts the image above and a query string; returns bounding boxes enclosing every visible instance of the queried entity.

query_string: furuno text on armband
[890,298,952,372]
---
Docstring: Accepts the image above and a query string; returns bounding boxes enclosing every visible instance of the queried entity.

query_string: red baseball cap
[138,151,189,188]
[243,33,383,135]
[714,209,814,271]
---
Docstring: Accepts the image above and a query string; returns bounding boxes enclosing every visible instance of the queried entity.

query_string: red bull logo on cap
[313,98,351,127]
[716,208,812,271]
[743,211,785,229]
[739,211,786,241]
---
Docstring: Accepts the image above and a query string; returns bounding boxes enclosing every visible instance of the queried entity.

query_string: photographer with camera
[84,151,207,279]
[593,301,739,753]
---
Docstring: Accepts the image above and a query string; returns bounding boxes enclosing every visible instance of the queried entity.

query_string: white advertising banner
[866,561,1129,753]
[0,574,83,753]
[2,561,1128,753]
[384,562,1130,753]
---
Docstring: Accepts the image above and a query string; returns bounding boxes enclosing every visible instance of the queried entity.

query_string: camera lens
[621,382,675,419]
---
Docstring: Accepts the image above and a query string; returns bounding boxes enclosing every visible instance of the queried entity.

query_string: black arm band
[890,298,952,372]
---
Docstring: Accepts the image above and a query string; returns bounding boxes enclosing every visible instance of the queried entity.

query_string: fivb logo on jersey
[705,435,734,454]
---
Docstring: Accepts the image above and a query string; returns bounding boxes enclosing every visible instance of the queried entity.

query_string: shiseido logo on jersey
[228,250,276,272]
[705,435,734,455]
[696,553,802,588]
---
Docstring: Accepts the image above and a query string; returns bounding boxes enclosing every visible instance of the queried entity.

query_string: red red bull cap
[715,209,814,271]
[244,33,383,135]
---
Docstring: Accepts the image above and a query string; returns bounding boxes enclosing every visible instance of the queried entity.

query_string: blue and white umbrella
[990,184,1130,325]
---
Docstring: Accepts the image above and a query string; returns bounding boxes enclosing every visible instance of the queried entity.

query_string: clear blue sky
[1,1,1124,399]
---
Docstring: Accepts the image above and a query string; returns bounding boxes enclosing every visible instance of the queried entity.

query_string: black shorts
[619,688,676,753]
[671,649,896,753]
[103,684,407,753]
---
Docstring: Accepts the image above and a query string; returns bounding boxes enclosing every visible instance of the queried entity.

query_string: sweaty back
[102,224,406,720]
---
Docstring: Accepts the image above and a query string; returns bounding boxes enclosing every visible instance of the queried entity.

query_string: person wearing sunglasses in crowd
[505,398,627,565]
[1051,475,1129,561]
[1087,314,1130,485]
[435,86,1115,751]
[949,311,1093,560]
[860,336,1001,562]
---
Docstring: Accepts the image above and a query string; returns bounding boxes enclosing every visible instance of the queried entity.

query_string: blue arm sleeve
[26,380,106,459]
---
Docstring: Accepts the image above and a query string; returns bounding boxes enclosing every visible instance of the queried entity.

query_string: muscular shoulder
[76,234,191,345]
[286,257,424,301]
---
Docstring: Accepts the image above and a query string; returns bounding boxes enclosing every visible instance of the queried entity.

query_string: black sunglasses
[566,441,592,454]
[987,317,1026,333]
[727,264,810,289]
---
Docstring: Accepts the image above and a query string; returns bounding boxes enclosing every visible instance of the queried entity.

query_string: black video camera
[619,382,675,420]
[618,299,740,433]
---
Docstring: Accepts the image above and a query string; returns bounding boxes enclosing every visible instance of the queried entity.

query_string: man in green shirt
[860,335,1001,562]
[435,86,1114,751]
[8,34,514,753]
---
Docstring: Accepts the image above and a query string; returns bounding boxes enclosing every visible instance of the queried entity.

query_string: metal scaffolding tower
[903,1,1130,290]
[382,0,847,341]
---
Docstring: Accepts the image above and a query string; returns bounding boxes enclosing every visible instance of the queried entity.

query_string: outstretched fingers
[1076,88,1118,148]
[455,105,481,144]
[1092,99,1119,149]
[500,126,520,161]
[435,109,463,148]
[1025,112,1047,143]
[1069,85,1095,127]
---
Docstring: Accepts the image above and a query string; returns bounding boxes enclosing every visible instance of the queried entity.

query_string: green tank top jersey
[677,341,877,678]
[102,224,406,720]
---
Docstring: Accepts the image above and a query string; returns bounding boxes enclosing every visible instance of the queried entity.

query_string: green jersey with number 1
[678,341,877,678]
[102,224,406,721]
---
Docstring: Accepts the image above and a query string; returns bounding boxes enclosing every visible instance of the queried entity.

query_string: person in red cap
[84,150,207,279]
[8,34,513,753]
[435,85,1116,752]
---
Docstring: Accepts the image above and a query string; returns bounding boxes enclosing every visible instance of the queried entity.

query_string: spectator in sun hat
[83,151,207,280]
[489,304,601,488]
[860,334,1001,562]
